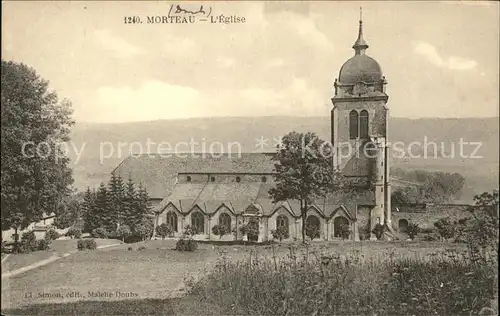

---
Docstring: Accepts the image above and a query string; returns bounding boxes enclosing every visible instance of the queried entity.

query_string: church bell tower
[331,9,392,236]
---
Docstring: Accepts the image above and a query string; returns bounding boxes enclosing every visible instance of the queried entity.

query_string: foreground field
[1,240,497,315]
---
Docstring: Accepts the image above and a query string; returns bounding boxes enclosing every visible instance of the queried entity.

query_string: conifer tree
[108,173,126,228]
[94,183,112,231]
[123,176,138,229]
[82,187,98,232]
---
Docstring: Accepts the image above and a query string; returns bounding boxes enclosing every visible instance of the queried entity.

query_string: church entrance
[334,216,349,238]
[306,215,321,240]
[246,218,259,242]
[398,219,409,233]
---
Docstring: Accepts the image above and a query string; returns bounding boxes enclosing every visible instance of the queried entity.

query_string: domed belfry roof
[338,13,383,85]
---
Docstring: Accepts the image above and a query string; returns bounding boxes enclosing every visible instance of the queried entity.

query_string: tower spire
[353,6,369,55]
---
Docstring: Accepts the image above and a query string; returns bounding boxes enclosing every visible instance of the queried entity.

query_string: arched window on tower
[359,110,369,138]
[349,110,359,139]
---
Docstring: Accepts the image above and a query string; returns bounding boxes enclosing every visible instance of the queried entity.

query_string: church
[114,17,392,242]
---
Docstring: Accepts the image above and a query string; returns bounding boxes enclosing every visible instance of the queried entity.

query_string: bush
[434,218,456,240]
[372,223,385,240]
[156,223,174,240]
[77,238,97,251]
[271,226,290,242]
[116,224,132,242]
[20,231,38,253]
[127,246,133,251]
[67,227,82,239]
[406,223,420,240]
[91,227,109,239]
[212,224,229,239]
[44,228,60,241]
[137,245,146,251]
[135,221,154,241]
[37,239,51,251]
[175,238,198,251]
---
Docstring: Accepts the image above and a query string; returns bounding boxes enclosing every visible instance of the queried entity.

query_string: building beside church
[114,18,393,242]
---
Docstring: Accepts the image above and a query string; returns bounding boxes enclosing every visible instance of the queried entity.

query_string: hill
[67,116,499,202]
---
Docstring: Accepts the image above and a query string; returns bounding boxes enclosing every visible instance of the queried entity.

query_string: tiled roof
[113,153,277,199]
[156,179,375,219]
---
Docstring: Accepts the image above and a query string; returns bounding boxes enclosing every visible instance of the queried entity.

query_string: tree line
[80,174,154,239]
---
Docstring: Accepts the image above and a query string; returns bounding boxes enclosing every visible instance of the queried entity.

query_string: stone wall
[391,204,472,230]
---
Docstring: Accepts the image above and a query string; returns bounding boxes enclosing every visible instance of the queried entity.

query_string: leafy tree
[271,226,290,242]
[54,191,84,229]
[116,224,131,242]
[465,190,499,260]
[372,223,385,240]
[406,223,420,240]
[156,223,173,240]
[135,220,154,241]
[1,60,74,249]
[269,132,340,243]
[212,224,229,239]
[19,231,37,253]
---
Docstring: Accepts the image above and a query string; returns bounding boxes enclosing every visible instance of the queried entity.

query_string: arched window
[191,212,205,234]
[349,110,359,139]
[333,216,349,238]
[359,110,369,138]
[306,215,321,240]
[276,215,289,235]
[166,211,178,232]
[186,175,192,182]
[399,219,409,233]
[219,213,231,231]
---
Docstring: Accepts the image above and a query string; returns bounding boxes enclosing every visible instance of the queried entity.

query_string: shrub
[212,224,229,239]
[135,221,154,241]
[20,231,38,253]
[67,227,82,239]
[127,246,133,251]
[37,239,51,251]
[271,226,290,242]
[77,238,97,251]
[239,221,259,242]
[406,223,420,240]
[434,218,456,240]
[137,245,146,251]
[91,227,109,239]
[44,228,60,241]
[372,223,385,240]
[156,223,174,240]
[175,238,198,251]
[116,224,132,242]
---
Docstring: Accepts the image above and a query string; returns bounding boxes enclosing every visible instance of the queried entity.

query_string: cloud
[413,41,478,70]
[95,80,200,122]
[162,34,196,57]
[95,29,145,59]
[216,56,236,68]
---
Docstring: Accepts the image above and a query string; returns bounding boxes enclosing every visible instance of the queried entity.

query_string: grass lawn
[1,239,122,274]
[1,240,473,315]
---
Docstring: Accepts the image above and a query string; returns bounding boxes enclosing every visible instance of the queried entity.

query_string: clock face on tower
[352,82,367,96]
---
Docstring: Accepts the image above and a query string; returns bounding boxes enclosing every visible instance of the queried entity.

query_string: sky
[2,1,499,123]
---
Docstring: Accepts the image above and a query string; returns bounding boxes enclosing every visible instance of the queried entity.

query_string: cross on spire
[353,6,369,55]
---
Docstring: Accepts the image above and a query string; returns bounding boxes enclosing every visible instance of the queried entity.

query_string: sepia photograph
[1,1,499,315]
